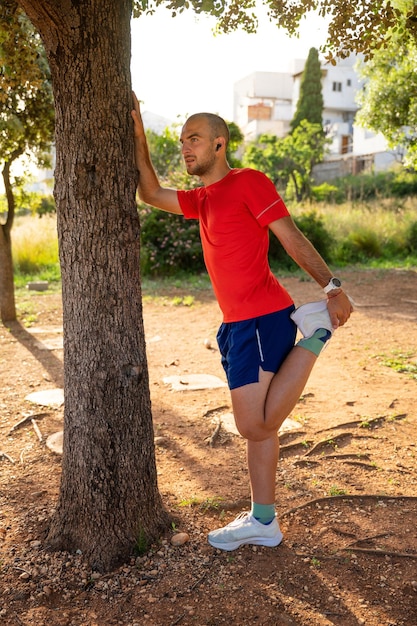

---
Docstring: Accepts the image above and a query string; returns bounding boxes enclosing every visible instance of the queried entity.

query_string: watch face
[332,278,342,287]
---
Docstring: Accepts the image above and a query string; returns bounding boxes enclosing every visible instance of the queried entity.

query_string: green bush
[296,211,333,258]
[332,172,394,202]
[390,171,417,197]
[311,182,344,203]
[334,228,382,264]
[406,221,417,252]
[139,206,205,276]
[320,170,417,204]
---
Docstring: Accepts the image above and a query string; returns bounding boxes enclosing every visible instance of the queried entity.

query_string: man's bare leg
[231,347,317,443]
[207,347,319,549]
[246,435,279,505]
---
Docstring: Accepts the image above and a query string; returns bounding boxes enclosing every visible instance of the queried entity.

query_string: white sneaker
[290,300,333,339]
[208,512,283,551]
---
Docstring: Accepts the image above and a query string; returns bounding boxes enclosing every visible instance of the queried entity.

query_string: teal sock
[297,328,332,357]
[251,502,276,525]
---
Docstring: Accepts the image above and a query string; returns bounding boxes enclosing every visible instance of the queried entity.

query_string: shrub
[139,206,205,276]
[311,182,344,203]
[391,171,417,197]
[406,221,417,252]
[334,228,382,264]
[321,170,417,204]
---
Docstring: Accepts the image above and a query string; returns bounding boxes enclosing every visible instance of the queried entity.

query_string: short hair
[186,112,230,147]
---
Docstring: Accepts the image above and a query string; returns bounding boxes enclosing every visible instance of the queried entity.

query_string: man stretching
[131,94,353,551]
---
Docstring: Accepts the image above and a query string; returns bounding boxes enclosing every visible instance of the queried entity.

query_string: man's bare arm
[269,216,353,328]
[131,92,182,215]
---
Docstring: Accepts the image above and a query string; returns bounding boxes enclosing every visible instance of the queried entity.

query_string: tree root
[316,413,407,434]
[281,494,417,517]
[342,547,417,559]
[7,412,48,434]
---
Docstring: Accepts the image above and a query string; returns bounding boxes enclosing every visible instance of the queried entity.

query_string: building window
[332,82,342,92]
[347,79,352,87]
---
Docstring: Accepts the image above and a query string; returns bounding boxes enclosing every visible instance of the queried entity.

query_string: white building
[233,55,397,179]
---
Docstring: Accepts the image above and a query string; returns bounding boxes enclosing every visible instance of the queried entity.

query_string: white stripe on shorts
[255,328,264,362]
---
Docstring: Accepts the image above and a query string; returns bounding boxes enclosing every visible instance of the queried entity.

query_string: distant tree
[355,36,417,170]
[0,4,54,322]
[243,134,283,187]
[290,47,323,134]
[227,120,245,167]
[145,126,182,179]
[243,121,330,200]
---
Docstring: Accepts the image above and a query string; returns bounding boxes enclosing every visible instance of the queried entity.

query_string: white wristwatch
[324,277,342,294]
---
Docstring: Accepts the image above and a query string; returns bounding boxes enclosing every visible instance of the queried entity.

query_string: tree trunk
[0,162,17,323]
[18,0,170,571]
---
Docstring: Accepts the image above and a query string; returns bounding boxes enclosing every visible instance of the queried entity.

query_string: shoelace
[230,512,250,525]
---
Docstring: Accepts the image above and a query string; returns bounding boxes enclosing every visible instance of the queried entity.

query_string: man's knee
[236,419,276,442]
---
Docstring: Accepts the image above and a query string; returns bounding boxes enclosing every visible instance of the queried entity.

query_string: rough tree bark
[17,0,170,571]
[0,161,17,323]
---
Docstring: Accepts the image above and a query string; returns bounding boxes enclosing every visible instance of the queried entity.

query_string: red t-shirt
[177,168,294,322]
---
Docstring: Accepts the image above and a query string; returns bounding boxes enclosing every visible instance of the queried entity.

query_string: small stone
[154,436,169,448]
[411,580,417,589]
[27,281,49,291]
[46,431,63,455]
[19,572,31,580]
[171,532,189,546]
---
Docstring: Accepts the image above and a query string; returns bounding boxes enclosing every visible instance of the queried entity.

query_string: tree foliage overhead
[265,0,417,61]
[290,47,323,133]
[355,36,417,170]
[133,0,417,61]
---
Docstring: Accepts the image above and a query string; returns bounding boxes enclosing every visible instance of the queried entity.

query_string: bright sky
[130,4,329,123]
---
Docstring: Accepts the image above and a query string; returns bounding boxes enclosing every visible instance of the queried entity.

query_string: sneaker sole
[208,531,283,551]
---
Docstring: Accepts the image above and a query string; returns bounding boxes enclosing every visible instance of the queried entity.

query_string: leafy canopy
[133,0,417,61]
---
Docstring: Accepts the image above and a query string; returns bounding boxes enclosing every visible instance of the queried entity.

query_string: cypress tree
[290,47,324,133]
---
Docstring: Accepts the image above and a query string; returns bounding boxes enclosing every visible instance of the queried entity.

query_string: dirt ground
[1,267,417,626]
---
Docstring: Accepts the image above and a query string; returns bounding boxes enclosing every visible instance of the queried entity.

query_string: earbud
[216,143,221,152]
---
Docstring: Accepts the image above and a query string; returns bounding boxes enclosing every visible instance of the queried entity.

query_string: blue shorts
[216,306,296,390]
